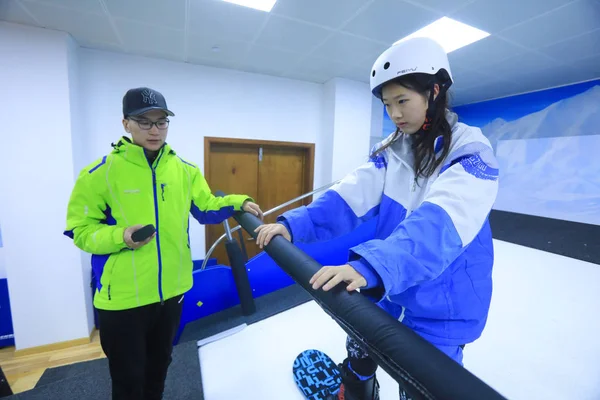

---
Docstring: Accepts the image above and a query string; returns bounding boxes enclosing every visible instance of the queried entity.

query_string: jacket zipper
[107,252,122,301]
[394,154,418,214]
[149,153,165,304]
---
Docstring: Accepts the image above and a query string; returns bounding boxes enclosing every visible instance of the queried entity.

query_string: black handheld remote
[131,224,156,243]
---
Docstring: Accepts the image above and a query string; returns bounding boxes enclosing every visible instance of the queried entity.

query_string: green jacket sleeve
[189,167,252,224]
[64,168,127,255]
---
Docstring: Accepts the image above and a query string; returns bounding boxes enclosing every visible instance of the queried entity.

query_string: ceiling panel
[283,70,334,84]
[287,55,350,81]
[338,64,370,83]
[105,0,186,30]
[254,15,332,53]
[271,0,368,29]
[20,0,104,15]
[342,0,439,44]
[577,53,600,76]
[448,35,524,71]
[186,56,243,72]
[455,78,523,104]
[487,52,562,80]
[240,45,305,75]
[450,0,576,34]
[1,0,598,106]
[188,0,268,43]
[498,0,600,49]
[0,0,38,25]
[187,34,248,66]
[451,67,498,90]
[115,19,184,60]
[23,1,120,46]
[540,28,600,62]
[403,0,475,14]
[310,32,388,68]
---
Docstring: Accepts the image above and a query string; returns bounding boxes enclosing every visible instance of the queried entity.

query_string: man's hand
[242,200,264,220]
[310,264,367,292]
[124,225,156,249]
[254,223,291,248]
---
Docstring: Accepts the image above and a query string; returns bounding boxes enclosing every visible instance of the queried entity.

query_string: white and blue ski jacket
[278,111,499,348]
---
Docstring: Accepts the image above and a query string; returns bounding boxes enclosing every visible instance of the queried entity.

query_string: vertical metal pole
[218,197,255,316]
[224,239,256,316]
[223,219,233,241]
[236,227,249,263]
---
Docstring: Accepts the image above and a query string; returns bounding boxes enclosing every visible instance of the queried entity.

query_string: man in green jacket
[64,87,262,400]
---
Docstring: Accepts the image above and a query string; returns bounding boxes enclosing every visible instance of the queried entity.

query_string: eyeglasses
[130,118,169,130]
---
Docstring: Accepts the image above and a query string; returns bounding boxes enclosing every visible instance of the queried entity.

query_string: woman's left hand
[310,264,367,292]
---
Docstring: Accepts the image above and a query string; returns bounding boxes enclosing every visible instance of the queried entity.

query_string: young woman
[256,37,499,400]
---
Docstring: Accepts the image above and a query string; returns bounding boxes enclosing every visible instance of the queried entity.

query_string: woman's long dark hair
[372,72,452,180]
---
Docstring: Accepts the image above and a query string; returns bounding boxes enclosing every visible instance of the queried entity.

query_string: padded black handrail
[234,211,507,400]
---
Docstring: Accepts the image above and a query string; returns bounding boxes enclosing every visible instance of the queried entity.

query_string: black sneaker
[325,359,380,400]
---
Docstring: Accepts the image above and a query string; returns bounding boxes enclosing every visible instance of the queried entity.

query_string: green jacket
[64,137,250,311]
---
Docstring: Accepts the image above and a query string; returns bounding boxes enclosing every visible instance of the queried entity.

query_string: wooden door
[205,142,259,265]
[258,146,310,225]
[204,138,314,265]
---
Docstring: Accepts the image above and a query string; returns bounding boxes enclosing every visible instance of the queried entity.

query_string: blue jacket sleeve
[277,152,387,244]
[348,259,382,289]
[348,143,499,298]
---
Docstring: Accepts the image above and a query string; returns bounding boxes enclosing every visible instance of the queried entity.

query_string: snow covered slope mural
[454,79,600,225]
[481,85,600,150]
[494,135,600,224]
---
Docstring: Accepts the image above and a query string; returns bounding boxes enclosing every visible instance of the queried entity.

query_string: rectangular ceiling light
[394,17,490,53]
[221,0,277,12]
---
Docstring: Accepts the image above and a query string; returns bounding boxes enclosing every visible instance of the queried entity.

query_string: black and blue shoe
[325,359,380,400]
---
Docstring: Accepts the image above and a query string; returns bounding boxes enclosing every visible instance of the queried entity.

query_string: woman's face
[381,82,439,135]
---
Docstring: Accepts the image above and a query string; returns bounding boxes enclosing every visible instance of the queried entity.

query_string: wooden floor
[0,330,105,394]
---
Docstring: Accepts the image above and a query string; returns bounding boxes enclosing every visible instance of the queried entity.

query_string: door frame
[203,136,316,254]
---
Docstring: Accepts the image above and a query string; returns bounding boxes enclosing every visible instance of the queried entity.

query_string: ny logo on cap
[141,89,158,105]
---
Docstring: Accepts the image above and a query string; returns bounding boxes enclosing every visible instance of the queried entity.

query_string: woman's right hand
[254,223,291,249]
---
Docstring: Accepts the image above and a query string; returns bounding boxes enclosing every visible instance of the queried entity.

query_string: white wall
[327,78,373,182]
[319,79,336,192]
[67,34,95,335]
[0,22,91,349]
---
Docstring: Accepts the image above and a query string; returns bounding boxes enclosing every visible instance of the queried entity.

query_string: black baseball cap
[122,87,175,118]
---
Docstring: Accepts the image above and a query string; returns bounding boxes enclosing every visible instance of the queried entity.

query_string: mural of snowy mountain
[481,85,600,152]
[476,84,600,225]
[494,135,600,225]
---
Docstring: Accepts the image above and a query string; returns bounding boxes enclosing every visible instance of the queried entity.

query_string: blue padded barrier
[0,279,15,348]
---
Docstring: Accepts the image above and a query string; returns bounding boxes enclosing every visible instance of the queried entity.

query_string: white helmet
[370,37,453,99]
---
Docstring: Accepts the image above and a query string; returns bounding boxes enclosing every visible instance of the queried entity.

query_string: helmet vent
[384,62,390,70]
